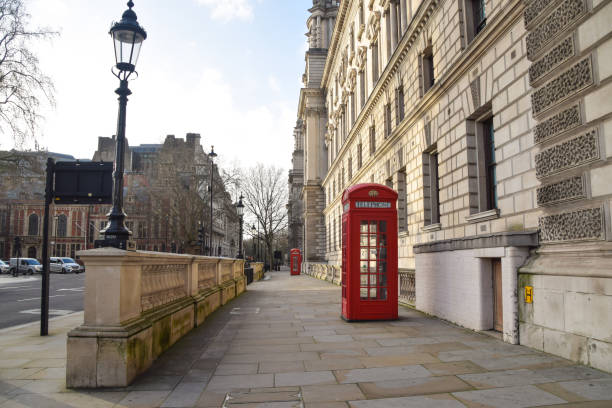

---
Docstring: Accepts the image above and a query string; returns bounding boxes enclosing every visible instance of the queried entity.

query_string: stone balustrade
[66,248,246,388]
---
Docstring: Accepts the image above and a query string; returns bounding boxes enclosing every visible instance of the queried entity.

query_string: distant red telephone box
[290,248,301,276]
[341,184,398,321]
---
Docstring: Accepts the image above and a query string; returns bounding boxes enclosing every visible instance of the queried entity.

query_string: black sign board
[53,161,113,204]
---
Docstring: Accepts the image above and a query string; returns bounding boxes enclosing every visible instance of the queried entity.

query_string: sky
[16,0,310,172]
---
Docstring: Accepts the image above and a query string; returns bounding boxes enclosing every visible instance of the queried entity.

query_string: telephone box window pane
[379,247,387,260]
[360,221,368,232]
[370,274,378,286]
[379,234,387,247]
[360,249,368,259]
[360,261,368,272]
[360,288,368,299]
[379,274,387,286]
[370,222,377,233]
[369,260,377,270]
[360,275,368,285]
[380,288,388,300]
[378,262,387,274]
[379,221,387,233]
[369,249,377,258]
[361,235,369,245]
[369,235,377,246]
[370,288,378,298]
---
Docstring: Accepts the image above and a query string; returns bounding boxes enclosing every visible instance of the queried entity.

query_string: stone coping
[414,231,539,254]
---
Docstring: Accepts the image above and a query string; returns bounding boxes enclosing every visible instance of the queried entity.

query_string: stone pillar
[501,247,530,345]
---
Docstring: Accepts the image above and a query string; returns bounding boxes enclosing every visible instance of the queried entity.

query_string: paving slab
[453,385,567,407]
[335,365,431,383]
[349,393,467,408]
[358,376,473,398]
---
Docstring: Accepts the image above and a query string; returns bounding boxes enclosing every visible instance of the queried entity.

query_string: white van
[9,258,42,276]
[49,257,83,274]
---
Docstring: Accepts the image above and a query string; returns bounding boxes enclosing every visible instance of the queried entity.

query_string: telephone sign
[341,184,398,321]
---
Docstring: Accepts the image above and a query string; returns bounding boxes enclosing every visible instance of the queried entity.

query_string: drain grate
[222,389,303,407]
[229,307,261,315]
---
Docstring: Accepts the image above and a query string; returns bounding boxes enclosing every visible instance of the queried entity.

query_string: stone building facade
[292,0,612,373]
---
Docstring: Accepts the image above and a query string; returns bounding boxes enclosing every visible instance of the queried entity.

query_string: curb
[0,311,83,334]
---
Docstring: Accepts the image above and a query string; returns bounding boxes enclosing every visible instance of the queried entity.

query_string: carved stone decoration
[357,46,368,69]
[535,129,599,178]
[537,176,586,206]
[367,11,381,42]
[531,57,593,116]
[526,0,586,61]
[141,264,188,312]
[529,36,575,84]
[539,207,604,242]
[524,0,556,27]
[470,77,481,110]
[534,104,582,144]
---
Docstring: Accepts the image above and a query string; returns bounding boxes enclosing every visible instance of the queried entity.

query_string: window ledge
[421,223,441,232]
[465,209,500,224]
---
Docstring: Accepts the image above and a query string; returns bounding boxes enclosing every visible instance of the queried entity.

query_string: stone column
[501,247,530,345]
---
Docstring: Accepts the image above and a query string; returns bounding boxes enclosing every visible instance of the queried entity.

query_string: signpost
[40,159,112,336]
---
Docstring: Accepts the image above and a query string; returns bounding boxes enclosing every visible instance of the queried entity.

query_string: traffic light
[197,227,204,246]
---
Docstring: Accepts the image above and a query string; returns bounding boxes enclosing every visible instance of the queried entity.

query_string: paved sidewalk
[1,271,611,407]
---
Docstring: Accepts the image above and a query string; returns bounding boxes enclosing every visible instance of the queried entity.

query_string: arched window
[28,214,39,236]
[27,246,37,259]
[56,214,67,237]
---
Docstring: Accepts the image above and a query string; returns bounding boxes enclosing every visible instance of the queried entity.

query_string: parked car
[50,257,83,274]
[9,258,43,276]
[0,260,9,274]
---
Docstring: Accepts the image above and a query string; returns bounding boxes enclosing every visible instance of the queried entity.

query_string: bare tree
[0,0,56,149]
[242,164,288,269]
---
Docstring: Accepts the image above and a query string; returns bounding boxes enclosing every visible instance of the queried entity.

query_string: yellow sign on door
[525,286,533,303]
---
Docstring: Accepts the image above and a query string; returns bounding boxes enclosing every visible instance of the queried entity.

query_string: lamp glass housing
[112,28,145,72]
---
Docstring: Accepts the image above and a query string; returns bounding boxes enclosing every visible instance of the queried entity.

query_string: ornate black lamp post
[208,146,217,256]
[101,1,147,249]
[236,195,244,259]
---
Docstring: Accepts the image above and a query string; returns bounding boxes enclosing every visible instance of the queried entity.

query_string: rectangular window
[397,169,407,232]
[350,24,355,53]
[465,0,487,43]
[359,1,365,27]
[358,143,363,169]
[421,46,435,94]
[385,10,391,61]
[348,157,353,181]
[350,92,356,127]
[384,103,392,138]
[372,42,379,83]
[423,150,440,226]
[395,85,404,125]
[369,125,376,156]
[475,116,497,211]
[360,69,366,109]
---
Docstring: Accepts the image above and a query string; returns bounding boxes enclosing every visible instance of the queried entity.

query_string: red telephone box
[341,184,398,321]
[290,248,301,276]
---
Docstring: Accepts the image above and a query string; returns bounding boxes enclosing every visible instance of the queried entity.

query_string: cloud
[268,75,281,93]
[196,0,254,22]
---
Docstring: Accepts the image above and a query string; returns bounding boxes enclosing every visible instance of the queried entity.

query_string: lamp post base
[94,238,136,251]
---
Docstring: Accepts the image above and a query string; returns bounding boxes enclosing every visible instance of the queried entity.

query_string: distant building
[0,134,240,260]
[288,120,304,252]
[290,0,612,373]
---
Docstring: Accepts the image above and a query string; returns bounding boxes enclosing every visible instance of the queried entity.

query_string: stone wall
[66,249,246,388]
[517,0,612,373]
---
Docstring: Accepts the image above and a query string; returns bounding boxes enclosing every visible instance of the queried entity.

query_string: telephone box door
[290,249,301,275]
[341,184,398,321]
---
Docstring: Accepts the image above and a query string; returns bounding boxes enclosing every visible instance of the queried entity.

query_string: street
[0,272,84,330]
